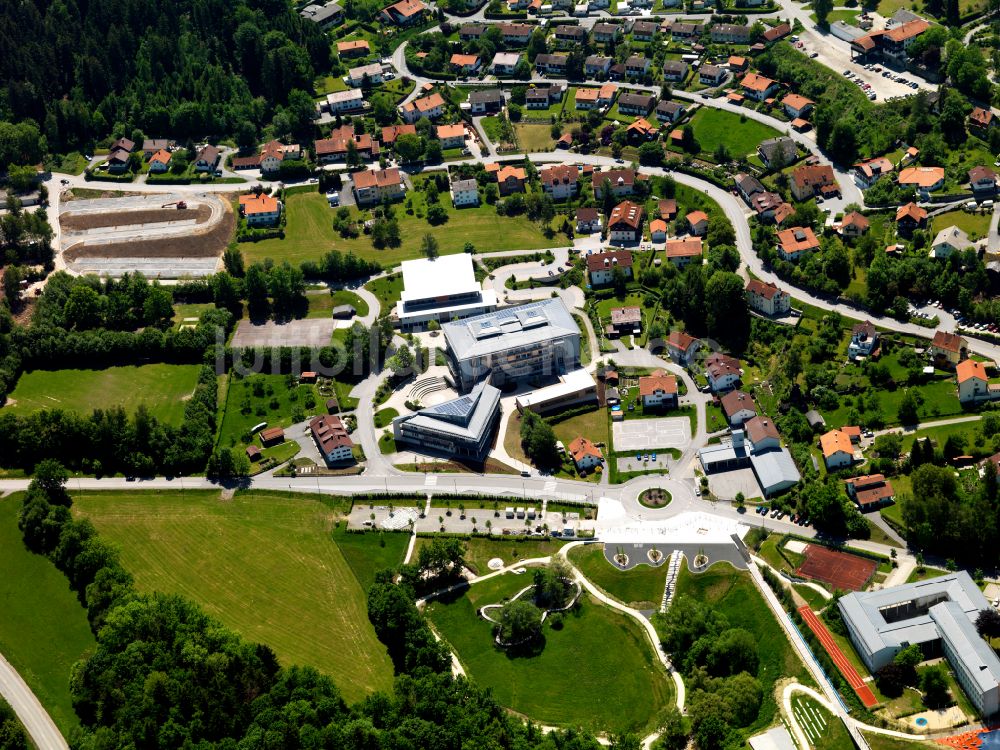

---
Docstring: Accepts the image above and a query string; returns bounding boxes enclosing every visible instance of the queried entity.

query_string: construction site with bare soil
[59,192,234,278]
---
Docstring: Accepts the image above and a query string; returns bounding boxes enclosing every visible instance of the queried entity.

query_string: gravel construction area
[61,205,211,231]
[64,206,234,260]
[230,318,338,348]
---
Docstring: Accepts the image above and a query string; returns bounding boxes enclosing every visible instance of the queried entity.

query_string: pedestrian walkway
[797,606,879,708]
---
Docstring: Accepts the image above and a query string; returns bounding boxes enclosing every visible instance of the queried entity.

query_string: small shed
[332,304,356,319]
[805,410,826,431]
[326,397,340,413]
[260,427,285,446]
[301,371,317,383]
[246,445,262,462]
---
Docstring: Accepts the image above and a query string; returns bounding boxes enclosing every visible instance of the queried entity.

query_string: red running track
[798,606,879,708]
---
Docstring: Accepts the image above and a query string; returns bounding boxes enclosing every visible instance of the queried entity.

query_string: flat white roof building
[396,253,497,328]
[515,368,597,413]
[839,572,1000,716]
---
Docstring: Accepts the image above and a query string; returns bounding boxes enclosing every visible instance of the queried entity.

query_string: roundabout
[638,487,672,510]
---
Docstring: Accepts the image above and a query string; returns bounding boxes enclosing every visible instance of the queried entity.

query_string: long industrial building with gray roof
[838,572,1000,716]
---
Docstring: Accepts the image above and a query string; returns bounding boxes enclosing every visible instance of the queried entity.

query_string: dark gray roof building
[392,380,502,458]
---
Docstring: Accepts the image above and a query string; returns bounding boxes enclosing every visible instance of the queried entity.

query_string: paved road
[0,651,68,750]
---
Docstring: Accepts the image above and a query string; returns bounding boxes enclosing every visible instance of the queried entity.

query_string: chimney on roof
[612,256,618,264]
[604,258,610,266]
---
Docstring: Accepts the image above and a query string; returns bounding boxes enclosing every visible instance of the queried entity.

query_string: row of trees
[899,462,1000,565]
[0,363,217,475]
[33,272,176,332]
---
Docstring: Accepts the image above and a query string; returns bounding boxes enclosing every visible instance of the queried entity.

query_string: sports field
[0,496,95,736]
[425,570,673,734]
[3,364,201,424]
[797,544,876,591]
[72,490,404,703]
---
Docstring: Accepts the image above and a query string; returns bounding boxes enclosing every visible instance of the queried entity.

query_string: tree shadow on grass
[500,632,546,659]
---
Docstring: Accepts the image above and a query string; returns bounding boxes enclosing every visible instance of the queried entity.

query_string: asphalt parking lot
[612,417,691,453]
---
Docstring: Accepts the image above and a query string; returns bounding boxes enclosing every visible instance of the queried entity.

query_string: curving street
[0,651,68,750]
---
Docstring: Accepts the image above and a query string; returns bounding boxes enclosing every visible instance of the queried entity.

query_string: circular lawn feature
[638,488,672,509]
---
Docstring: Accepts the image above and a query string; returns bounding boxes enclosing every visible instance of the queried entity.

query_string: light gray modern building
[442,299,581,393]
[391,381,501,458]
[839,572,1000,716]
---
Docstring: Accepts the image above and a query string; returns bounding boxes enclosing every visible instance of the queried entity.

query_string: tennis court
[796,544,876,592]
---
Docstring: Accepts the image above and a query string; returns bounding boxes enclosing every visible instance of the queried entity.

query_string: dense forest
[0,0,331,162]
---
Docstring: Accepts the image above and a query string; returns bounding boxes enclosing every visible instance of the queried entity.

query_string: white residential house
[847,321,879,360]
[821,429,855,469]
[745,279,791,317]
[586,250,633,286]
[705,353,741,393]
[957,360,997,404]
[639,372,678,409]
[347,62,384,87]
[451,178,480,207]
[492,52,523,75]
[932,226,974,258]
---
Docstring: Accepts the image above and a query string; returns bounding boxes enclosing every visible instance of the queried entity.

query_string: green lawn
[413,535,567,576]
[374,407,398,428]
[50,151,89,175]
[72,491,399,703]
[425,572,673,734]
[514,122,556,152]
[794,583,832,612]
[906,566,950,583]
[217,372,321,449]
[0,496,96,736]
[550,407,610,450]
[687,108,782,160]
[246,190,560,267]
[670,562,812,734]
[569,544,666,609]
[244,191,339,266]
[306,289,369,319]
[315,75,349,96]
[4,364,201,425]
[173,302,215,327]
[930,210,992,241]
[863,732,935,750]
[364,273,403,314]
[331,523,411,590]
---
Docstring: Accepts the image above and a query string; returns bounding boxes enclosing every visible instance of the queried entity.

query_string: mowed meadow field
[0,497,96,736]
[3,364,201,424]
[71,490,408,703]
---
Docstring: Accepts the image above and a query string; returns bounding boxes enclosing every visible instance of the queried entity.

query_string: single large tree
[976,608,1000,641]
[499,599,542,644]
